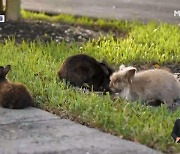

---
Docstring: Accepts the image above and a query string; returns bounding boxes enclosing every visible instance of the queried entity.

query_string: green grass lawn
[1,11,180,153]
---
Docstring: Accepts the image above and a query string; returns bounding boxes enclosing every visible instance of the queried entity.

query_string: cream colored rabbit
[110,65,180,107]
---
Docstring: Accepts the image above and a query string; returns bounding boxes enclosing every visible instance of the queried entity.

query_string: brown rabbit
[109,65,180,107]
[0,65,33,109]
[58,54,114,92]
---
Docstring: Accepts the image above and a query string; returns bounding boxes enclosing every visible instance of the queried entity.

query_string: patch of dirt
[132,63,180,74]
[0,19,125,43]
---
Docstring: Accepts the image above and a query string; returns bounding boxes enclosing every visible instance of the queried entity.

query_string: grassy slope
[1,11,180,153]
[21,10,132,30]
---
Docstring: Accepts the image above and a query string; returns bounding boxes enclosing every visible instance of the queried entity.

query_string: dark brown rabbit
[0,65,33,109]
[58,54,114,92]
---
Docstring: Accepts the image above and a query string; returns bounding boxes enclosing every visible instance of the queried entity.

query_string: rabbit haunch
[58,54,114,92]
[0,65,33,109]
[110,65,180,106]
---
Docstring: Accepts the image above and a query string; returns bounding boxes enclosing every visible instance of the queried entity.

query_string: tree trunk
[6,0,21,20]
[0,0,3,13]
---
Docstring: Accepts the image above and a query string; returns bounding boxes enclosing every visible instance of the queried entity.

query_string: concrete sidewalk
[0,107,161,154]
[21,0,180,24]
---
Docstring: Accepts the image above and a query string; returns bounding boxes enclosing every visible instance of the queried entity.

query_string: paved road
[21,0,180,24]
[0,107,161,154]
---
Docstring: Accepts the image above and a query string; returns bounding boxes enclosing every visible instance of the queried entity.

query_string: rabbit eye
[113,80,117,84]
[116,79,121,83]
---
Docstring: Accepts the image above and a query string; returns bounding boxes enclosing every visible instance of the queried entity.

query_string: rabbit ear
[119,64,125,71]
[101,61,115,75]
[0,66,4,76]
[3,65,11,76]
[125,67,136,81]
[100,62,109,75]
